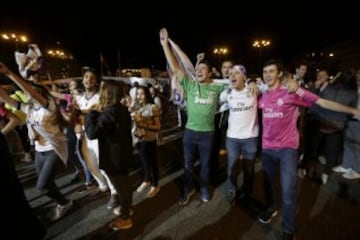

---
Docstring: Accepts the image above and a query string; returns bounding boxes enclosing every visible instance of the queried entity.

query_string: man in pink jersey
[257,59,360,240]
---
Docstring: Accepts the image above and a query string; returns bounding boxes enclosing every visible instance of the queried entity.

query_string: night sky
[1,5,359,72]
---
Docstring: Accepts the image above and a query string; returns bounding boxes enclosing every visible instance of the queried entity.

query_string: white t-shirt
[220,87,259,139]
[75,92,100,111]
[21,97,68,163]
[74,92,100,160]
[129,87,137,100]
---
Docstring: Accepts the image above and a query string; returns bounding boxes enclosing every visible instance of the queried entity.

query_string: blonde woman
[85,80,134,230]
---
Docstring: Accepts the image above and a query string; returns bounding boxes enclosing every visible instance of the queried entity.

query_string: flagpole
[99,52,104,77]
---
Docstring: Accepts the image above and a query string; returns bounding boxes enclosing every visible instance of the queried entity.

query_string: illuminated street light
[252,39,271,72]
[252,40,270,48]
[46,47,75,78]
[213,47,228,55]
[47,49,72,60]
[1,32,29,49]
[213,47,228,66]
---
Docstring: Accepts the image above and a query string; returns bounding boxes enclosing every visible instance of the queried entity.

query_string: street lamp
[47,48,73,60]
[47,49,66,59]
[252,40,271,71]
[1,33,28,50]
[213,47,228,66]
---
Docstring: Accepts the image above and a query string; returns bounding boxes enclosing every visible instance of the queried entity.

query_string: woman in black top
[85,80,134,231]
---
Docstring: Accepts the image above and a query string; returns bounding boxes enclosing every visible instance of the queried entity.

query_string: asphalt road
[17,134,360,240]
[12,108,360,240]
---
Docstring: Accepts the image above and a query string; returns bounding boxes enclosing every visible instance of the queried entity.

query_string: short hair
[280,71,292,82]
[263,59,284,72]
[198,59,212,72]
[232,64,247,77]
[83,67,100,82]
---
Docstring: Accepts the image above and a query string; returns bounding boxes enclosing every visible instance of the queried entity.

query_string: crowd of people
[1,29,360,240]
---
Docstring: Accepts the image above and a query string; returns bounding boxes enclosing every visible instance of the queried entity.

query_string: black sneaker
[177,189,196,206]
[258,208,278,224]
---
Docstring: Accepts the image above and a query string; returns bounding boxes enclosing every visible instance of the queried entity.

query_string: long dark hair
[137,86,154,104]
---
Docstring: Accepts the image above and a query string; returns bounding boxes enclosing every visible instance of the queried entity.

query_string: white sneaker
[136,182,150,192]
[147,186,160,198]
[23,152,32,162]
[342,170,360,180]
[321,173,329,184]
[107,194,119,209]
[99,183,108,192]
[50,201,73,221]
[113,206,134,216]
[332,165,351,173]
[297,168,307,178]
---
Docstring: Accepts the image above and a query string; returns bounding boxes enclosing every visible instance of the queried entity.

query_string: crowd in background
[1,30,360,240]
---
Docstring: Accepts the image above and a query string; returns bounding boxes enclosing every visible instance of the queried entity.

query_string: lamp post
[252,40,270,72]
[1,33,28,50]
[213,47,228,66]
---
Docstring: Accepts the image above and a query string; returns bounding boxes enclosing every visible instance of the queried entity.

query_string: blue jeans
[182,129,214,194]
[35,150,68,205]
[262,148,298,234]
[76,138,93,184]
[226,137,258,193]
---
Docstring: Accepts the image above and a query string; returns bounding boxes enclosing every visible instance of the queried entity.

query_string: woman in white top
[0,62,73,222]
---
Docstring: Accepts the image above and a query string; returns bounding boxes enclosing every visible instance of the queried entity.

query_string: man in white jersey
[74,68,118,209]
[220,65,259,203]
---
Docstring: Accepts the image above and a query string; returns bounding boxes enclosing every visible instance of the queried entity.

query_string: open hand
[159,28,169,46]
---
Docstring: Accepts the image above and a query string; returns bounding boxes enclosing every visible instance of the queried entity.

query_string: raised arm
[159,28,184,82]
[48,79,67,100]
[0,62,48,107]
[49,90,66,100]
[195,52,205,70]
[315,98,360,120]
[1,111,19,135]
